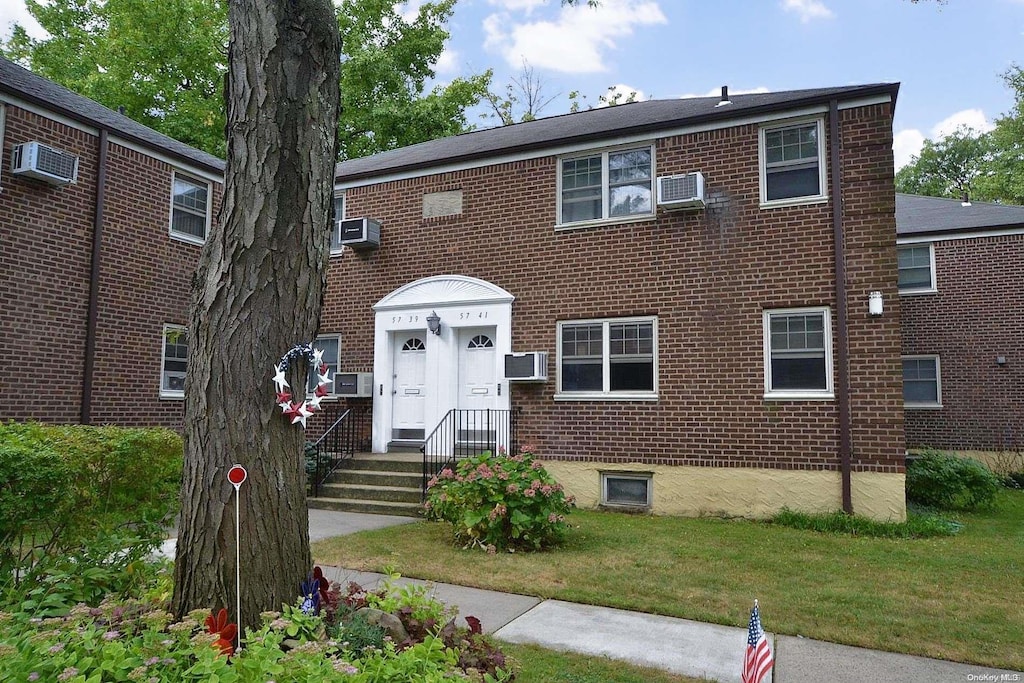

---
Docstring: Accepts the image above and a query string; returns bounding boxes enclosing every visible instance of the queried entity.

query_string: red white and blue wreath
[272,342,333,428]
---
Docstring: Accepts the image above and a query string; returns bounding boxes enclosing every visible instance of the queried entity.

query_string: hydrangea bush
[425,448,575,552]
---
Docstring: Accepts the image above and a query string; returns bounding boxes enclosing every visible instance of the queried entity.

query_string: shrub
[906,449,1001,511]
[425,448,575,552]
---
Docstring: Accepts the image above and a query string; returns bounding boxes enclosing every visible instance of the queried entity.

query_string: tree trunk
[172,0,339,632]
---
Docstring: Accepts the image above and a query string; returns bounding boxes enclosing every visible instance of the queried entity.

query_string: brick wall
[0,103,219,429]
[324,102,904,474]
[902,233,1024,450]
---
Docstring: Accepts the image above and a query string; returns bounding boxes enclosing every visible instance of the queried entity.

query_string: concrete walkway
[166,510,1023,682]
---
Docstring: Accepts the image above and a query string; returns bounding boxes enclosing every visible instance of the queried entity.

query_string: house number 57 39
[392,315,419,323]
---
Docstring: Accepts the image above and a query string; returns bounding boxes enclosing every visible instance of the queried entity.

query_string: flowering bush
[425,449,575,551]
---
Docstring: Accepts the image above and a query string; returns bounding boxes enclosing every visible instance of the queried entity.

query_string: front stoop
[308,452,424,517]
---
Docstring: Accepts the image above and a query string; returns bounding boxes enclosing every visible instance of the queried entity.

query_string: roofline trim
[110,135,224,184]
[336,91,894,189]
[0,92,99,136]
[897,226,1024,244]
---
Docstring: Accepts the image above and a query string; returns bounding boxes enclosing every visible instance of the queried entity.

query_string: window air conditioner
[504,352,548,382]
[11,141,80,185]
[338,218,381,249]
[656,172,705,210]
[334,372,374,398]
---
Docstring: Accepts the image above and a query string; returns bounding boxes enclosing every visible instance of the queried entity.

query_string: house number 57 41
[459,312,488,319]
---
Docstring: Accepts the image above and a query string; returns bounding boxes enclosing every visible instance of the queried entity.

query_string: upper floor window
[763,307,833,399]
[330,194,345,254]
[760,119,827,207]
[170,172,211,243]
[897,244,936,294]
[557,317,657,399]
[902,355,941,408]
[161,325,188,398]
[559,146,653,226]
[307,335,341,394]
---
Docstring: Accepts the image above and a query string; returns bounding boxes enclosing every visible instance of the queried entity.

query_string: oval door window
[468,335,493,349]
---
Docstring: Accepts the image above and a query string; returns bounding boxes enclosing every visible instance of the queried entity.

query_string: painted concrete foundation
[544,461,907,522]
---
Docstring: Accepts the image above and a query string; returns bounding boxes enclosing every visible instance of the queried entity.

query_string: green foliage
[337,610,386,652]
[426,449,575,551]
[906,449,1002,511]
[769,508,961,538]
[0,423,181,591]
[363,571,454,629]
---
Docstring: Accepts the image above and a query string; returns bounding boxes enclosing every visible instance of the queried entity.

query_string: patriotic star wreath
[272,342,333,428]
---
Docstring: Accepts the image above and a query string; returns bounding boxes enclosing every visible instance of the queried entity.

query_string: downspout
[80,128,108,424]
[829,99,853,514]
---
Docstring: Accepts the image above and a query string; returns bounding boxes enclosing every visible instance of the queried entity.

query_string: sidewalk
[167,510,1024,682]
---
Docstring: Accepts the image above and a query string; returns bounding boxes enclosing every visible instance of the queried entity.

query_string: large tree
[170,0,339,629]
[3,0,489,160]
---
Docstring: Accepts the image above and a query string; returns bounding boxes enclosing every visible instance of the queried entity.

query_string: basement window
[601,472,652,509]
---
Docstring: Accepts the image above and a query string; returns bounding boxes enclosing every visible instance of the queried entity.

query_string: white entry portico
[371,275,514,453]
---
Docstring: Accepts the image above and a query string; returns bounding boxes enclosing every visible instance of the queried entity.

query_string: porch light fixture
[426,310,441,335]
[869,291,883,317]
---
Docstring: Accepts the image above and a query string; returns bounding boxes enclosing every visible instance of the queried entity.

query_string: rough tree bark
[172,0,340,631]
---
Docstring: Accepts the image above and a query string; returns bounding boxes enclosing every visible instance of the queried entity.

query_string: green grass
[506,642,708,682]
[313,489,1024,671]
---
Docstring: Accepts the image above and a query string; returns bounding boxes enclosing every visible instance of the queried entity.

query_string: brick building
[0,57,223,427]
[897,193,1024,456]
[2,57,913,519]
[326,83,907,520]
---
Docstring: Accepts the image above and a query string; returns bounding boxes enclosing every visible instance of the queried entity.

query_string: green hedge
[906,448,1001,511]
[0,422,182,578]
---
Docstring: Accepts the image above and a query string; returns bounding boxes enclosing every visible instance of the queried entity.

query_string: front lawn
[313,489,1024,671]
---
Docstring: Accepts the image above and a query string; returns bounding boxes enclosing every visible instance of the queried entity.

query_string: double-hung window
[161,325,188,398]
[307,335,341,394]
[170,172,211,243]
[760,119,827,206]
[897,244,936,293]
[763,307,833,399]
[559,146,654,226]
[330,194,345,254]
[557,317,657,398]
[902,356,941,408]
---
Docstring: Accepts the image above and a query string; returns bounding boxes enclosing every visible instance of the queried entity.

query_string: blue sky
[2,0,1021,169]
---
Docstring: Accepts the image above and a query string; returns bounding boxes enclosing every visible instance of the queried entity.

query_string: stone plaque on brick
[423,189,462,218]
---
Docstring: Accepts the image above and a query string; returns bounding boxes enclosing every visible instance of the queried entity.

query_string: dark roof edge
[0,80,225,176]
[337,82,899,184]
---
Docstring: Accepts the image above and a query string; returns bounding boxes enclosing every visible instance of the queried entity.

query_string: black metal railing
[308,404,371,497]
[421,408,520,498]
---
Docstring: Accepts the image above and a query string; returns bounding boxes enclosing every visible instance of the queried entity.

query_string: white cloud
[0,2,46,41]
[486,0,547,13]
[483,0,667,74]
[599,83,647,105]
[780,0,834,23]
[679,85,771,99]
[893,108,995,169]
[395,0,427,25]
[434,44,460,76]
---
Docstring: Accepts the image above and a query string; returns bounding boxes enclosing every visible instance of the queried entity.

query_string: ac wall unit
[334,372,373,397]
[11,141,80,185]
[657,172,705,210]
[504,352,548,382]
[338,218,381,249]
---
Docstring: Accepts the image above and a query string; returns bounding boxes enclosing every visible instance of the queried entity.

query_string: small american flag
[742,599,774,683]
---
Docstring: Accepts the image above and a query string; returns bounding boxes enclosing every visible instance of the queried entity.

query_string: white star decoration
[317,370,333,387]
[272,364,290,390]
[291,402,314,427]
[313,347,325,367]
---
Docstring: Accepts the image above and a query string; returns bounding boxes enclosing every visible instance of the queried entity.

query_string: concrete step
[318,482,422,504]
[342,453,423,474]
[387,440,423,454]
[307,496,422,517]
[325,469,423,488]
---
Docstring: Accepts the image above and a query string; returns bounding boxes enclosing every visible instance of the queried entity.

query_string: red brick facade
[901,233,1024,451]
[326,102,904,474]
[0,101,219,428]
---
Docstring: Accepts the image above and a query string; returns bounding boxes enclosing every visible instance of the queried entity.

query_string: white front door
[392,334,427,440]
[457,328,497,443]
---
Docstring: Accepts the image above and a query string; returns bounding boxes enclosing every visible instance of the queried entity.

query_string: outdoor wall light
[869,291,884,317]
[426,310,441,335]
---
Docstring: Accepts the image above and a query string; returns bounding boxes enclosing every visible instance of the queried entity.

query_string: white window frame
[555,316,658,401]
[307,334,342,396]
[759,117,828,208]
[169,170,211,245]
[763,307,834,400]
[556,143,656,229]
[897,243,937,295]
[601,472,653,509]
[902,355,942,409]
[330,192,345,256]
[160,325,188,399]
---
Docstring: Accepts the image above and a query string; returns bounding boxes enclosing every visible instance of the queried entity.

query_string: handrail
[308,404,371,497]
[421,408,520,499]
